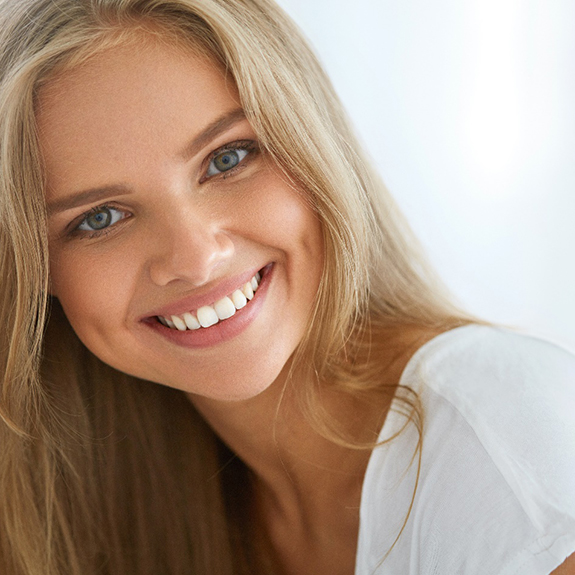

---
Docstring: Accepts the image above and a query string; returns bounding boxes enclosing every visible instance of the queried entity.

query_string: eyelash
[68,139,258,240]
[201,139,258,183]
[69,204,130,240]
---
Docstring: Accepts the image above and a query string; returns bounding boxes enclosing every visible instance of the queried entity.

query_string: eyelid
[200,139,258,183]
[66,203,131,239]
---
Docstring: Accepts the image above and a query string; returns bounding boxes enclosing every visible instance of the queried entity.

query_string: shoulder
[408,323,575,393]
[358,325,575,574]
[406,325,575,516]
[407,325,575,453]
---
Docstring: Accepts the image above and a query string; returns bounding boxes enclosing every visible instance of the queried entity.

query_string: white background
[275,0,575,351]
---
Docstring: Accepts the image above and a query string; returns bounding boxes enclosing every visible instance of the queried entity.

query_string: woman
[0,0,573,573]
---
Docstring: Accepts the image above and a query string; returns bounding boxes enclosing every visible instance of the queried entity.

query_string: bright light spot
[465,0,523,179]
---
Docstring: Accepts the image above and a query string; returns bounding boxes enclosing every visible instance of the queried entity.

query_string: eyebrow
[178,107,246,161]
[46,107,247,215]
[46,184,131,215]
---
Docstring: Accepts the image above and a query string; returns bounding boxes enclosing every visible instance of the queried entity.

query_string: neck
[188,359,391,524]
[188,325,442,517]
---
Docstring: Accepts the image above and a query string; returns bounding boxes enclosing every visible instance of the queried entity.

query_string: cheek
[275,195,324,275]
[254,185,324,315]
[243,176,323,260]
[49,247,132,340]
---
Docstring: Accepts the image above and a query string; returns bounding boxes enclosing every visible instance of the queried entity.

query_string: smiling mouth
[157,270,262,331]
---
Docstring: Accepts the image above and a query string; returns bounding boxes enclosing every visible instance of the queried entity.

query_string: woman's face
[38,35,324,401]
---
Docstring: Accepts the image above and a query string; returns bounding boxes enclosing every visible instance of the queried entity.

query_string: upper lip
[142,265,267,320]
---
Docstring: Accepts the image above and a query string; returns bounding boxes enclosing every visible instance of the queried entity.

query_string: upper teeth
[158,272,261,331]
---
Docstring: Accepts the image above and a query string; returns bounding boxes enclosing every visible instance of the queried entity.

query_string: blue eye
[206,148,249,177]
[78,206,125,232]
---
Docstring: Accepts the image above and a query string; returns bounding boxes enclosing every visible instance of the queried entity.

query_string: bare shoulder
[551,552,575,574]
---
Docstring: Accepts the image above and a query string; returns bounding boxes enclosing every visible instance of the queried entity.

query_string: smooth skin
[553,555,575,575]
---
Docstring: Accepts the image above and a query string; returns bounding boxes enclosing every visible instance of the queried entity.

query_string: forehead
[36,34,240,194]
[37,32,231,132]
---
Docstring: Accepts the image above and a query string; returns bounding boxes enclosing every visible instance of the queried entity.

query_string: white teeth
[197,305,219,328]
[214,296,236,320]
[242,282,254,300]
[183,312,201,330]
[231,289,247,309]
[159,270,263,330]
[171,315,187,331]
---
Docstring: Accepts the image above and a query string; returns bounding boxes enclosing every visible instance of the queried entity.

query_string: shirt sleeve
[356,326,575,575]
[421,327,575,575]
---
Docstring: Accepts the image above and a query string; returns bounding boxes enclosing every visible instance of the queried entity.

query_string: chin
[181,358,292,404]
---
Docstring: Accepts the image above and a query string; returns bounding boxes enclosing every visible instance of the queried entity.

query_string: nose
[147,206,235,287]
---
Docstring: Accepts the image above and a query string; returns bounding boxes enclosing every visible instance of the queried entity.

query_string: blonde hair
[0,0,471,573]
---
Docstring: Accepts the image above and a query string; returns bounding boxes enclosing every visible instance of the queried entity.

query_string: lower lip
[144,264,274,349]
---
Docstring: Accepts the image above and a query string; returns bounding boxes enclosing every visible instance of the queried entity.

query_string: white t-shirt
[355,325,575,575]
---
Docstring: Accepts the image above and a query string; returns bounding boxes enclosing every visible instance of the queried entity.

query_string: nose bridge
[147,201,234,287]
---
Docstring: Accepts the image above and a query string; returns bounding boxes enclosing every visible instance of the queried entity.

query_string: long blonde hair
[0,0,470,573]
